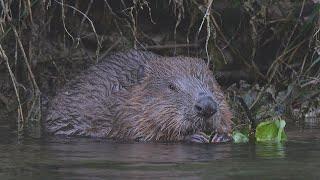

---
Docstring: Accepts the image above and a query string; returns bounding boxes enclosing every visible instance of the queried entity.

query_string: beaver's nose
[195,96,218,118]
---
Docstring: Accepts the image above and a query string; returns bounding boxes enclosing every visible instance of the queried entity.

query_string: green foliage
[232,118,287,143]
[232,131,249,143]
[255,119,287,142]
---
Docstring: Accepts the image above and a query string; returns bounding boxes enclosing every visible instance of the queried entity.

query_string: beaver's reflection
[43,138,233,179]
[47,138,233,162]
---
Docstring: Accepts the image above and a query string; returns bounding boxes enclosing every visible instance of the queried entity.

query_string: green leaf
[255,119,287,142]
[232,131,249,143]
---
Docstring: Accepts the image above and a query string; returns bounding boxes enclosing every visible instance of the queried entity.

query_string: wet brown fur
[45,50,232,142]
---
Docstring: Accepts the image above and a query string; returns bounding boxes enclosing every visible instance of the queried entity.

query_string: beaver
[45,50,232,143]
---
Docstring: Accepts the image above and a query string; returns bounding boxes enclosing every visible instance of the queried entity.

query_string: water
[1,122,320,180]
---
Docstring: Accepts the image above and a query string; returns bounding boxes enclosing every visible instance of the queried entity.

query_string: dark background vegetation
[0,0,319,137]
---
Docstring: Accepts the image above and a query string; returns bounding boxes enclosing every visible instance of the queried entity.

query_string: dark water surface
[1,122,320,180]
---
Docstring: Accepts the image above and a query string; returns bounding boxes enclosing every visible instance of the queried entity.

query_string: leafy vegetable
[232,119,287,143]
[255,119,287,142]
[232,131,249,143]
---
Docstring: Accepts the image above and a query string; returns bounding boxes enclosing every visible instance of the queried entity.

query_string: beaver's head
[115,57,232,142]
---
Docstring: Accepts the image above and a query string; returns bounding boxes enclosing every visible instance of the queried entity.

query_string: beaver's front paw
[210,133,232,143]
[185,132,232,143]
[186,132,210,143]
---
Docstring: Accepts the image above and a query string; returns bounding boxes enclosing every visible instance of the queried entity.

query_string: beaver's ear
[137,65,145,82]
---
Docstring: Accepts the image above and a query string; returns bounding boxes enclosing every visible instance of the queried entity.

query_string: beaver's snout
[194,96,218,118]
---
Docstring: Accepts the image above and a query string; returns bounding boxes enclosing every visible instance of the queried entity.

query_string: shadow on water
[0,119,320,180]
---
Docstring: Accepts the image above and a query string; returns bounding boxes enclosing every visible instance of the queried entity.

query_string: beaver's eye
[168,83,178,92]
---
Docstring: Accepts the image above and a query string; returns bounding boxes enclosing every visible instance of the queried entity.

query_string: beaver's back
[45,50,159,137]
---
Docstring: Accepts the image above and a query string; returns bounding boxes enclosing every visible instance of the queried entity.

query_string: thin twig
[11,25,39,91]
[237,96,256,131]
[54,0,101,48]
[76,0,93,45]
[26,0,34,25]
[197,0,214,64]
[267,0,306,82]
[0,45,24,135]
[99,38,122,60]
